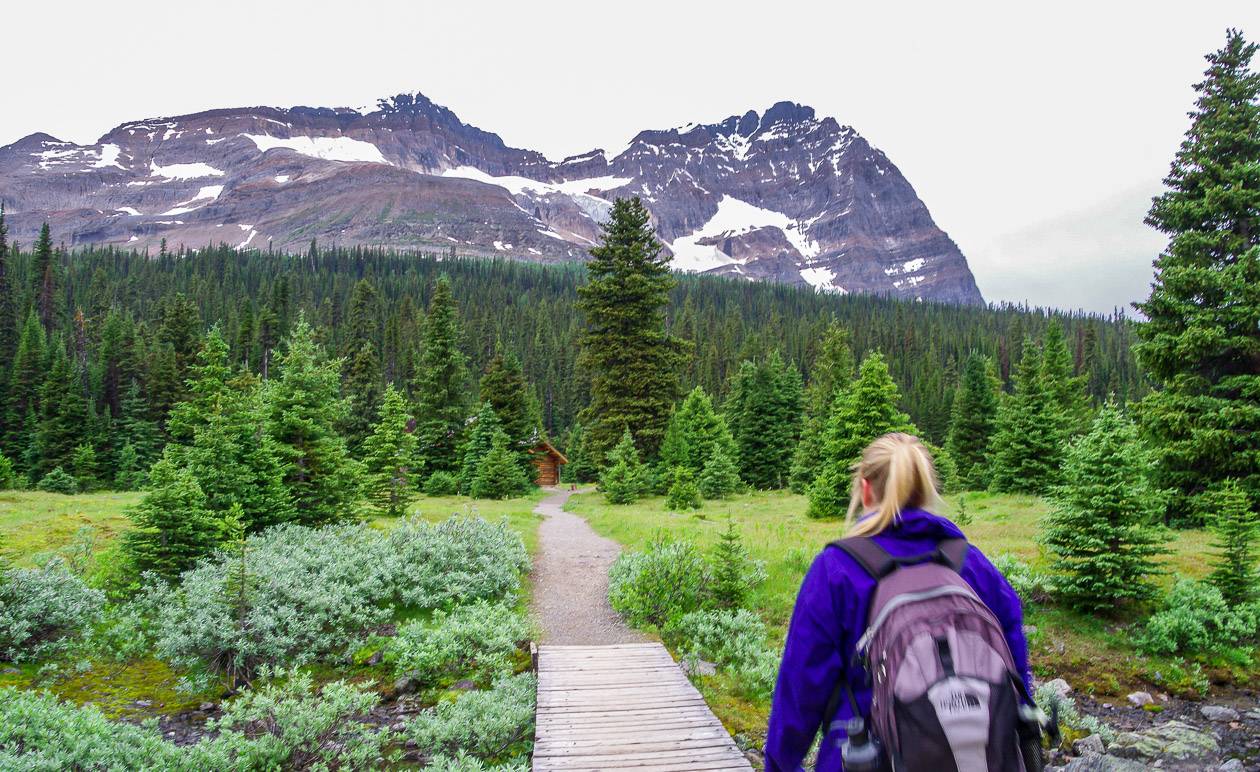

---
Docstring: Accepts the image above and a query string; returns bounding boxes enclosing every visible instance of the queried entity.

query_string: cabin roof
[532,438,569,465]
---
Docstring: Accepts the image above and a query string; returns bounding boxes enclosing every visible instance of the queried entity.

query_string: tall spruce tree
[659,386,737,477]
[576,197,684,463]
[3,314,45,469]
[479,349,539,478]
[36,338,91,477]
[1040,403,1166,612]
[1205,480,1258,606]
[791,323,855,493]
[561,422,598,484]
[1134,29,1260,523]
[166,327,234,443]
[725,352,803,489]
[32,223,58,336]
[945,354,1001,490]
[808,352,919,519]
[362,385,419,516]
[457,403,504,495]
[266,318,361,526]
[412,276,469,473]
[1040,321,1092,437]
[0,206,14,377]
[470,429,532,500]
[988,338,1064,494]
[600,429,650,505]
[122,457,221,582]
[342,341,383,448]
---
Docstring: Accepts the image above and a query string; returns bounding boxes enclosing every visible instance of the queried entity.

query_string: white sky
[3,0,1257,314]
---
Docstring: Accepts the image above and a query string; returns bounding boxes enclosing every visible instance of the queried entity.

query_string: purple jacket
[764,508,1031,772]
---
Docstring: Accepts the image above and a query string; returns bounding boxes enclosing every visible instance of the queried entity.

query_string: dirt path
[529,488,647,645]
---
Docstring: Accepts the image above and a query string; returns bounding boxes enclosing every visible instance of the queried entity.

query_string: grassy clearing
[566,488,1232,739]
[0,491,143,567]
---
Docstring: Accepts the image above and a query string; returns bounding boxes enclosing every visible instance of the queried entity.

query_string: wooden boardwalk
[534,642,753,771]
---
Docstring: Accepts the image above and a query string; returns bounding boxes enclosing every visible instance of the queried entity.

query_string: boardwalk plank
[533,642,751,771]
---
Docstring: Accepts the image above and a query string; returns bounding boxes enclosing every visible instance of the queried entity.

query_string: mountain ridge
[0,92,983,304]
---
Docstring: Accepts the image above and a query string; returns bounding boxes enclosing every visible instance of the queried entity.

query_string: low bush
[0,558,105,662]
[208,668,395,769]
[991,553,1052,604]
[425,752,529,772]
[384,516,529,610]
[666,609,779,700]
[708,519,767,609]
[1033,681,1114,744]
[423,471,459,496]
[388,602,529,687]
[608,536,708,628]
[36,466,78,495]
[1137,579,1260,658]
[407,672,535,762]
[0,454,15,490]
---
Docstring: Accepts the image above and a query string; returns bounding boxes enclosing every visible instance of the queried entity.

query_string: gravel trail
[529,487,647,645]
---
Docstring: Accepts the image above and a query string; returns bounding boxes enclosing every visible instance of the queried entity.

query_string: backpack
[826,536,1043,772]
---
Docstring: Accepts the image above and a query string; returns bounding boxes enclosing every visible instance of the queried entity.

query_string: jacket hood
[885,507,965,541]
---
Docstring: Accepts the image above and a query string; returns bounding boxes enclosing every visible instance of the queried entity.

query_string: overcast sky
[4,0,1257,314]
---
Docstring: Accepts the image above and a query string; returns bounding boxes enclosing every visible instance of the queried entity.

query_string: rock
[1024,624,1038,636]
[134,700,152,708]
[1127,691,1153,708]
[1200,705,1240,722]
[451,679,478,691]
[1,667,20,675]
[1073,734,1107,756]
[1061,752,1149,771]
[1244,709,1260,721]
[1109,720,1219,765]
[390,721,406,732]
[365,650,383,666]
[680,658,717,677]
[1218,760,1243,772]
[1044,678,1072,698]
[199,702,216,711]
[393,675,418,695]
[404,739,418,750]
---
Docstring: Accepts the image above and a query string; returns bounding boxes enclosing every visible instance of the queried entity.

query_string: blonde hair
[846,433,943,537]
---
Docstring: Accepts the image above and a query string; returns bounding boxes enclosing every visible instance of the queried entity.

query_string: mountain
[0,93,983,304]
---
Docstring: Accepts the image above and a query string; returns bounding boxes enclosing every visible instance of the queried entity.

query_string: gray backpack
[828,536,1042,772]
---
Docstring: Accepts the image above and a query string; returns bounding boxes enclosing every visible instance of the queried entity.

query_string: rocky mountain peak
[0,92,982,304]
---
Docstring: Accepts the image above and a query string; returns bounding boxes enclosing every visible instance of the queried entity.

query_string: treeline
[0,221,1143,491]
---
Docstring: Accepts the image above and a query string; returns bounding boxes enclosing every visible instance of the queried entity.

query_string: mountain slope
[0,93,982,304]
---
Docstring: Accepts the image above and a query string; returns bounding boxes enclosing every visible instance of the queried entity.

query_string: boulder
[1200,705,1240,722]
[1061,752,1148,771]
[1043,678,1072,698]
[1109,720,1219,766]
[680,658,717,677]
[1218,760,1243,772]
[393,674,419,695]
[1073,734,1106,756]
[1126,691,1153,708]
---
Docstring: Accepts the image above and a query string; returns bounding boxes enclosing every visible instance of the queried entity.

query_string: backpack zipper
[855,585,981,654]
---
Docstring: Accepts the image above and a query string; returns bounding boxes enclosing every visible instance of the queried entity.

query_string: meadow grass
[0,490,144,567]
[566,488,1230,738]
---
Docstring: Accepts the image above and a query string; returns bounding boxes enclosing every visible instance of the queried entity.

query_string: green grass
[0,490,143,567]
[565,488,1233,737]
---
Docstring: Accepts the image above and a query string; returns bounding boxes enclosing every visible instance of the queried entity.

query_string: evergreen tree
[122,458,221,582]
[266,318,361,526]
[988,339,1064,495]
[945,354,1001,490]
[0,453,15,490]
[457,403,503,495]
[1205,480,1258,606]
[32,223,59,336]
[71,443,100,492]
[1135,30,1260,523]
[362,385,419,516]
[114,442,144,491]
[560,422,598,484]
[0,206,15,377]
[479,349,538,477]
[1040,403,1167,612]
[3,314,45,470]
[791,323,855,493]
[36,339,91,477]
[665,466,702,511]
[341,341,383,448]
[576,197,684,462]
[709,518,757,608]
[166,327,234,443]
[36,466,78,494]
[1040,321,1092,436]
[726,352,803,489]
[698,444,742,500]
[600,429,650,505]
[659,386,737,476]
[808,352,919,519]
[117,380,161,477]
[470,429,532,500]
[412,276,469,473]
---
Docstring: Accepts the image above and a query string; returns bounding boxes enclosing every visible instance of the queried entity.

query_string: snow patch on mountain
[93,144,125,169]
[150,160,224,180]
[668,195,819,273]
[160,185,225,215]
[243,134,388,164]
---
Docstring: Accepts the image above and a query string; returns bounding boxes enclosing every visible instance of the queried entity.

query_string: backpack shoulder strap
[937,538,970,572]
[830,536,896,579]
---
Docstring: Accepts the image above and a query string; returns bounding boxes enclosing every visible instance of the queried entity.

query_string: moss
[38,657,215,719]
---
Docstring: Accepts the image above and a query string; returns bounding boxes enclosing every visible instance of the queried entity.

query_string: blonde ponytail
[845,433,942,537]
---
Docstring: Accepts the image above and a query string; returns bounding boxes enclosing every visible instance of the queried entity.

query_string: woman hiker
[765,433,1040,771]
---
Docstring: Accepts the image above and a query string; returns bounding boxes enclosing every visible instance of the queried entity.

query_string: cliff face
[0,94,982,304]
